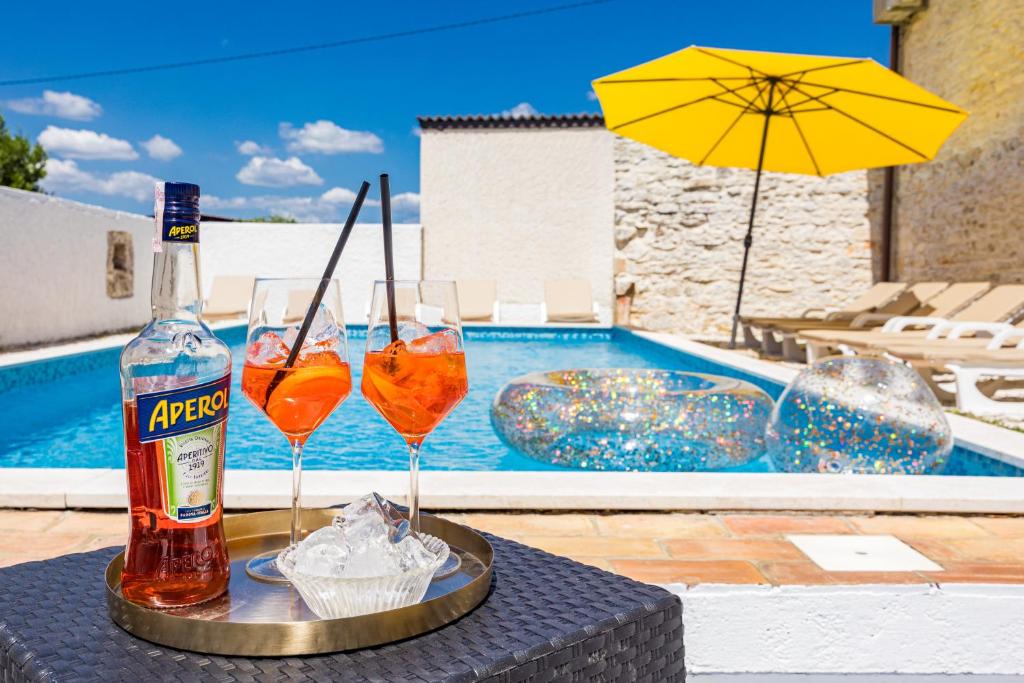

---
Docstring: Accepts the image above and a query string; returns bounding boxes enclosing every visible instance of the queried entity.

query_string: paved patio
[2,510,1023,585]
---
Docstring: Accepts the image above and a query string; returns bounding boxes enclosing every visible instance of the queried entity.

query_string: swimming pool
[0,326,1020,476]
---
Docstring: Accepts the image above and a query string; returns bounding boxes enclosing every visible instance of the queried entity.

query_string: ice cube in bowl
[277,532,449,619]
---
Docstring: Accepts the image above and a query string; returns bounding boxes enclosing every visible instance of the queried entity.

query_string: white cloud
[203,186,419,222]
[236,156,323,187]
[279,120,383,154]
[7,90,102,121]
[390,192,421,213]
[586,90,599,101]
[320,187,358,204]
[141,134,182,161]
[42,159,158,202]
[411,126,422,138]
[500,102,539,118]
[236,139,271,155]
[37,126,137,160]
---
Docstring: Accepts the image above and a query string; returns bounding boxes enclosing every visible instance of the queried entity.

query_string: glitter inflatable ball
[765,356,953,474]
[490,369,773,471]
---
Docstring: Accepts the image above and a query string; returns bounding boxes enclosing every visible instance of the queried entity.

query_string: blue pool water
[0,326,1020,475]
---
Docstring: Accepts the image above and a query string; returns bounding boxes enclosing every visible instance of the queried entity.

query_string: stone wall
[613,137,873,337]
[888,0,1024,282]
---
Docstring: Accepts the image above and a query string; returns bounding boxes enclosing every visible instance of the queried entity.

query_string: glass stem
[290,438,304,546]
[407,441,422,533]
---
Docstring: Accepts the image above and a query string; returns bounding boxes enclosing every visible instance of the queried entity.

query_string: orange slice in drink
[265,365,352,435]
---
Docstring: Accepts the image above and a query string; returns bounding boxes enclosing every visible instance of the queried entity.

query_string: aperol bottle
[119,182,231,608]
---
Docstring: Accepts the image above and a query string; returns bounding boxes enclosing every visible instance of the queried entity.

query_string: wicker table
[0,533,684,682]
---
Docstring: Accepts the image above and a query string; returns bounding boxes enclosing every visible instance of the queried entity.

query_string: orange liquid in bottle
[361,342,469,441]
[241,351,353,441]
[121,401,230,608]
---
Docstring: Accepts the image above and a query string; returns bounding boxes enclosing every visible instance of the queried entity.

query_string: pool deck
[3,509,1023,583]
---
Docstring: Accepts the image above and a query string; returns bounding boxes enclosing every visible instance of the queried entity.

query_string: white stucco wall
[201,222,422,324]
[419,127,615,313]
[0,187,154,349]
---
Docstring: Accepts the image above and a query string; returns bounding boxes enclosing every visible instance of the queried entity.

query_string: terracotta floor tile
[0,554,55,569]
[517,536,664,559]
[0,531,88,555]
[0,510,63,532]
[759,561,834,585]
[594,514,727,539]
[903,538,961,563]
[943,538,1024,563]
[665,538,804,561]
[722,515,851,536]
[923,562,1024,584]
[48,512,129,535]
[611,559,765,585]
[461,514,596,537]
[81,534,128,551]
[848,516,988,539]
[824,571,931,585]
[969,517,1024,538]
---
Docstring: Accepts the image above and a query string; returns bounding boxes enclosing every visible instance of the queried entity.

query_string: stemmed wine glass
[361,280,469,533]
[241,277,352,582]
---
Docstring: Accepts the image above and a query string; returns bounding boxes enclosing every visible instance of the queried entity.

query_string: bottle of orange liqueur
[119,181,231,608]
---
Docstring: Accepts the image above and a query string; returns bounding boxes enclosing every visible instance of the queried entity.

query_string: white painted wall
[674,583,1024,675]
[201,221,422,324]
[420,127,615,314]
[0,186,154,349]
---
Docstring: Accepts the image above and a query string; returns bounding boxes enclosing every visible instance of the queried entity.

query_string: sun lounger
[543,280,598,323]
[885,341,1024,415]
[283,289,317,324]
[204,275,255,321]
[758,282,954,359]
[798,282,1005,362]
[742,281,910,352]
[457,280,500,323]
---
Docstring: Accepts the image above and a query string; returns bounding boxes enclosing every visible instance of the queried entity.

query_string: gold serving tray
[105,508,494,656]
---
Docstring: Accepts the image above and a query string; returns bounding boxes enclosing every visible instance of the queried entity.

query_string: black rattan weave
[0,533,684,682]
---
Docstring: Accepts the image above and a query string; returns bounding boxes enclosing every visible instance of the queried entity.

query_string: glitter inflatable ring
[490,368,773,471]
[765,356,953,474]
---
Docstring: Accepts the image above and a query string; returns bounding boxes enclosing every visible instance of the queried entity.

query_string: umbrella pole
[728,83,775,349]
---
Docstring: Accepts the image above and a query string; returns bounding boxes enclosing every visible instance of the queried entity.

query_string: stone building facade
[613,138,872,337]
[879,0,1024,282]
[419,115,872,338]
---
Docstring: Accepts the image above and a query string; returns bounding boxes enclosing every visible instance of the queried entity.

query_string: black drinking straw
[264,180,371,407]
[380,173,399,343]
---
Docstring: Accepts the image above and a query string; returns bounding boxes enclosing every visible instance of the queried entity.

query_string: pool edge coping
[1,468,1022,513]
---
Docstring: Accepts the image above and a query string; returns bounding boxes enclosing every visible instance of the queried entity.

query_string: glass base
[245,549,291,584]
[433,552,462,581]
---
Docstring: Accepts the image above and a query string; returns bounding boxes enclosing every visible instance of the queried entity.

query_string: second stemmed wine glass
[361,280,469,533]
[241,277,352,582]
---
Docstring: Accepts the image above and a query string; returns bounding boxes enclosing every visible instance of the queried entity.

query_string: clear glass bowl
[277,534,450,619]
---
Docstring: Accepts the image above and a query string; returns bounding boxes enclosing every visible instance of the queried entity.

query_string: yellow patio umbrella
[592,45,967,347]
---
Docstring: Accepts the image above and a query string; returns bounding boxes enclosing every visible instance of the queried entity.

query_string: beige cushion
[204,276,254,318]
[545,279,596,322]
[457,280,497,321]
[284,289,317,323]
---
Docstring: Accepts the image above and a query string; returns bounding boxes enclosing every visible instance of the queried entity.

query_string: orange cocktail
[361,339,468,442]
[242,350,352,441]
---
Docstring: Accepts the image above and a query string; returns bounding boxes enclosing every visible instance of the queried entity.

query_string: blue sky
[0,0,888,222]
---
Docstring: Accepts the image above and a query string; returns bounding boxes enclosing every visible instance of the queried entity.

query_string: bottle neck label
[152,183,200,252]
